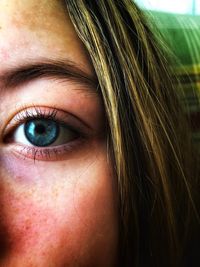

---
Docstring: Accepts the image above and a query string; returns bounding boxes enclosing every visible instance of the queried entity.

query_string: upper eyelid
[2,106,93,139]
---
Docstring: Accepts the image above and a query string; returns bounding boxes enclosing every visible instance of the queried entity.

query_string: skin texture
[0,1,118,266]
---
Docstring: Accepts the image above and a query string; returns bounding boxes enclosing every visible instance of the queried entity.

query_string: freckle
[53,187,59,198]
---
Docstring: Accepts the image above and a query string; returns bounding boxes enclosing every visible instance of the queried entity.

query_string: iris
[24,119,59,147]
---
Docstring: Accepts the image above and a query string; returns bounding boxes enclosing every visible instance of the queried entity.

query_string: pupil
[35,124,46,135]
[25,119,59,147]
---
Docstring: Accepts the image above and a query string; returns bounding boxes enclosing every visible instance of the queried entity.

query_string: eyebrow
[1,59,99,94]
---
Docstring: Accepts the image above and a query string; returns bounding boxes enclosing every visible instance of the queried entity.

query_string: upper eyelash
[14,106,58,123]
[3,106,87,145]
[13,107,79,133]
[13,107,84,138]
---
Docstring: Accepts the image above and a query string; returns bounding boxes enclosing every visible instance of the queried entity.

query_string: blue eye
[24,119,59,147]
[13,118,78,148]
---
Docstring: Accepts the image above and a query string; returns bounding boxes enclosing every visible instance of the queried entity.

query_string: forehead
[0,0,65,30]
[0,0,93,74]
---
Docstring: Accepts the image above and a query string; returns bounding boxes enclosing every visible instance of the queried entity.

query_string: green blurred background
[135,0,199,15]
[135,0,200,151]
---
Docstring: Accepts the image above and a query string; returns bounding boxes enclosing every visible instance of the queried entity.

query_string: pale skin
[0,1,118,266]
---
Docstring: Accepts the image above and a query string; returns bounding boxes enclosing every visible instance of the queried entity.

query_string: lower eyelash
[11,138,85,162]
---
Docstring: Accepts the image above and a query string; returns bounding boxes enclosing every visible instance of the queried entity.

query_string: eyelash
[3,106,86,162]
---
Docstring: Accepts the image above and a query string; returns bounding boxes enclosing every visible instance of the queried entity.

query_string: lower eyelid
[6,137,86,162]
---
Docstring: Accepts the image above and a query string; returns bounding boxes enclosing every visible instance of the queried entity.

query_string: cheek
[0,196,66,255]
[0,148,118,266]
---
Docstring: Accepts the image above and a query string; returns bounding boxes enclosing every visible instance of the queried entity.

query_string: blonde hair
[65,1,200,266]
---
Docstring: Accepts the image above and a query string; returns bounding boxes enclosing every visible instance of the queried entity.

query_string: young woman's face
[0,1,118,266]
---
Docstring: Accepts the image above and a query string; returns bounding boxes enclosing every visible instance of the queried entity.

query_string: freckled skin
[0,1,118,267]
